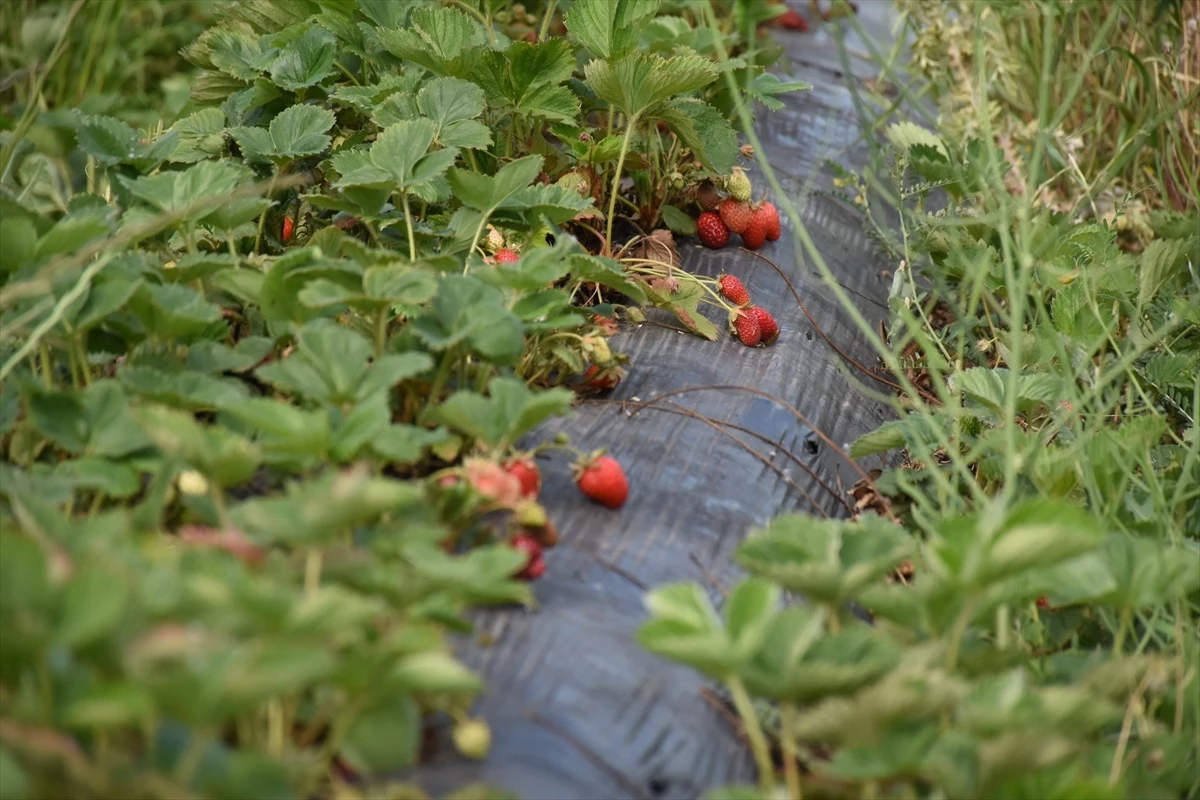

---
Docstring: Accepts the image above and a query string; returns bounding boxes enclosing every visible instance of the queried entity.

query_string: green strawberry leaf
[584,52,718,121]
[566,0,661,60]
[205,25,275,81]
[268,24,338,91]
[409,275,524,364]
[375,6,486,79]
[473,39,580,123]
[416,77,491,149]
[134,404,261,487]
[430,375,573,449]
[169,108,228,163]
[650,97,738,173]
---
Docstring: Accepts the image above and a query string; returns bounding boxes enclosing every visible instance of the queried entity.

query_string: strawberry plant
[0,0,812,796]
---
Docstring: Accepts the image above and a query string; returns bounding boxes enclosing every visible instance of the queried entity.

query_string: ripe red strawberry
[282,215,294,243]
[748,306,780,344]
[583,363,620,392]
[504,457,540,499]
[719,198,752,234]
[733,310,762,347]
[575,455,628,508]
[1036,596,1050,609]
[512,534,546,581]
[741,208,769,250]
[696,211,729,249]
[495,248,519,263]
[718,274,751,306]
[759,201,782,241]
[778,9,809,30]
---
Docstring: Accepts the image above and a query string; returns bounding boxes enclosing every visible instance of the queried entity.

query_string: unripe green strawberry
[727,167,752,202]
[453,718,492,759]
[486,226,505,251]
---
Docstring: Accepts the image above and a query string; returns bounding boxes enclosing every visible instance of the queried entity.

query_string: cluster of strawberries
[718,274,780,348]
[445,449,628,583]
[695,168,782,251]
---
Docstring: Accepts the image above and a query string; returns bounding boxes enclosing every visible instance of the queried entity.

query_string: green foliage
[0,0,808,797]
[637,2,1200,799]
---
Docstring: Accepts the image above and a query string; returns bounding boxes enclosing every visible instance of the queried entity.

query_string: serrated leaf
[585,52,718,120]
[1051,283,1084,335]
[416,77,491,149]
[169,108,228,163]
[1144,353,1196,389]
[330,394,389,462]
[186,337,273,373]
[504,183,595,223]
[206,25,273,81]
[566,0,661,59]
[358,0,415,29]
[474,39,580,123]
[430,376,573,448]
[228,126,275,160]
[447,154,543,212]
[376,6,485,78]
[568,253,648,304]
[642,279,717,340]
[371,424,448,464]
[363,264,439,303]
[745,72,811,111]
[120,160,252,215]
[269,24,337,91]
[370,92,419,127]
[121,367,250,411]
[1137,236,1195,308]
[410,275,524,363]
[652,97,738,173]
[886,121,948,158]
[849,420,908,458]
[335,119,455,193]
[0,215,37,273]
[222,396,331,461]
[334,73,422,114]
[131,283,225,342]
[269,103,336,157]
[661,204,696,236]
[75,115,139,165]
[134,404,260,486]
[33,210,113,261]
